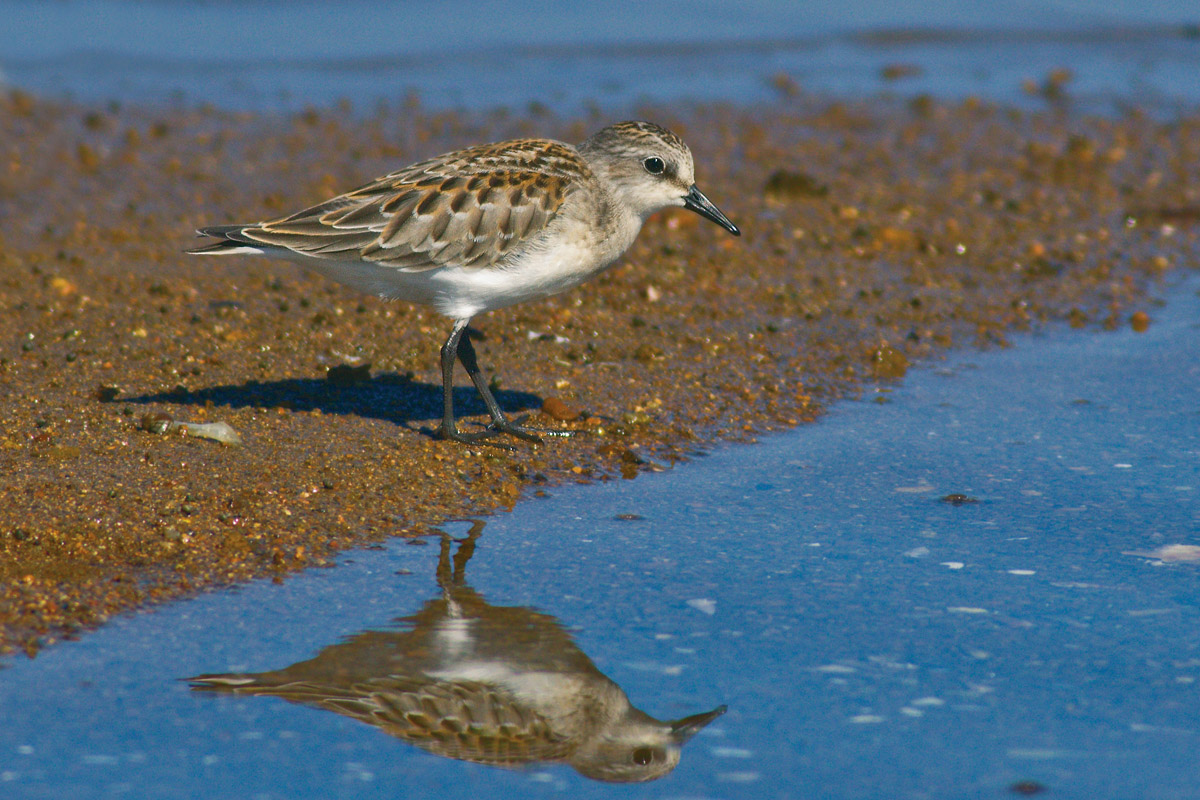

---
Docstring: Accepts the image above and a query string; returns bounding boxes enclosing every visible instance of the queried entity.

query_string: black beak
[683,185,740,236]
[669,704,728,744]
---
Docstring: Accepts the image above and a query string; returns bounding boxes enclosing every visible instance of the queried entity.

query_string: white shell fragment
[168,420,243,446]
[1123,544,1200,563]
[687,598,717,615]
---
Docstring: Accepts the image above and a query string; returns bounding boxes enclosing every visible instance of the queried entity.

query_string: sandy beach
[1,89,1196,655]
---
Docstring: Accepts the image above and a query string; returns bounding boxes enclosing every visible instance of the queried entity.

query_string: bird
[189,524,727,782]
[188,120,740,445]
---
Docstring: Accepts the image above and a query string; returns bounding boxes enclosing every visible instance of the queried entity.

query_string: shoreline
[1,89,1196,656]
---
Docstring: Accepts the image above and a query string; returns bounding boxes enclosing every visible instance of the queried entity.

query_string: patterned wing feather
[197,676,573,766]
[231,139,585,272]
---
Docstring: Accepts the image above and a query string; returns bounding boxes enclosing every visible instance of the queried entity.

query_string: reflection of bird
[189,121,739,445]
[189,523,725,783]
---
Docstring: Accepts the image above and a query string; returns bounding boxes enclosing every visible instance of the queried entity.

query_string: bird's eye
[632,747,655,765]
[642,157,666,175]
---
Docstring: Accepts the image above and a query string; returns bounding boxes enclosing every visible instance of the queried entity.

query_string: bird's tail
[187,225,265,255]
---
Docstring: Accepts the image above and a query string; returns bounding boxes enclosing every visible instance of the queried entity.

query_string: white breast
[421,211,642,319]
[285,200,643,321]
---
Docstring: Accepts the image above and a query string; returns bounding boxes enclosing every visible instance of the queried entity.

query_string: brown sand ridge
[1,89,1197,656]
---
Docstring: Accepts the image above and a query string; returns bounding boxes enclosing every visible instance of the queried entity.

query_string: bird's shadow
[121,372,543,435]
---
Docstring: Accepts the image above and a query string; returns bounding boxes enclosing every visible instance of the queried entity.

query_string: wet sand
[1,89,1196,655]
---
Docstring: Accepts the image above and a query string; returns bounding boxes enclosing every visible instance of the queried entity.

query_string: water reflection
[188,523,725,783]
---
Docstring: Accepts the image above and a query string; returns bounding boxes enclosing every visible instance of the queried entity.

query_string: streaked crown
[578,121,698,219]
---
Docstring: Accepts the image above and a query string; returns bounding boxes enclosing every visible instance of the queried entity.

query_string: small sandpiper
[189,527,725,782]
[190,120,740,444]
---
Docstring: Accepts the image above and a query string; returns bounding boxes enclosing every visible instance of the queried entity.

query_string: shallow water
[2,275,1198,798]
[4,3,1200,798]
[2,0,1199,113]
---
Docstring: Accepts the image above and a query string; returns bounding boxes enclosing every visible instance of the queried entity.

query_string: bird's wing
[339,678,575,765]
[192,675,573,765]
[205,139,587,271]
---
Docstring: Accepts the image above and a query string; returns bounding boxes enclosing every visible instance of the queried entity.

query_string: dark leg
[458,327,575,442]
[435,532,453,589]
[455,328,542,443]
[435,319,573,445]
[454,329,512,425]
[451,520,484,582]
[436,519,483,602]
[435,318,471,442]
[434,319,536,446]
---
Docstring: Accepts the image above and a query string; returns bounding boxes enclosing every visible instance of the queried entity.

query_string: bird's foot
[435,415,576,447]
[435,424,519,450]
[493,414,577,442]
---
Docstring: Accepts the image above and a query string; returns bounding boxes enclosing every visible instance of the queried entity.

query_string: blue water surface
[2,275,1198,799]
[1,0,1198,113]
